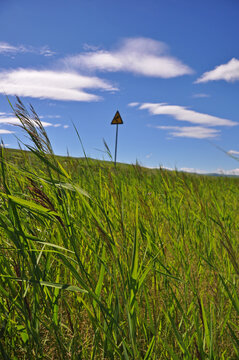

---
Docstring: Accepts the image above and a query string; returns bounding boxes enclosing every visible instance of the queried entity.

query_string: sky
[0,0,239,174]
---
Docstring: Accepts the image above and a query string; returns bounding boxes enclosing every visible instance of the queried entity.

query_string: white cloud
[0,129,14,134]
[39,46,55,57]
[128,102,140,107]
[0,116,55,128]
[161,166,174,171]
[152,125,220,139]
[83,43,100,51]
[196,58,239,83]
[179,167,239,175]
[63,125,69,129]
[139,103,236,126]
[43,115,61,119]
[0,112,11,116]
[0,69,117,102]
[192,93,210,98]
[0,42,55,57]
[0,42,22,54]
[65,37,193,78]
[216,168,239,176]
[145,153,152,159]
[180,167,207,174]
[0,117,25,125]
[227,150,239,155]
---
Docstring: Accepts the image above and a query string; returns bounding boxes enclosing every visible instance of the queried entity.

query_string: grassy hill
[0,102,239,359]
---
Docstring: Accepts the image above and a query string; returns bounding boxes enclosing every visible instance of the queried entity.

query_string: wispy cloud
[216,168,239,176]
[83,43,100,51]
[64,37,193,78]
[0,113,70,130]
[0,112,11,116]
[151,125,220,139]
[128,102,140,107]
[0,129,14,134]
[39,115,61,119]
[196,58,239,83]
[0,116,59,128]
[227,149,239,156]
[192,93,210,98]
[0,42,55,57]
[179,167,239,175]
[0,69,117,102]
[180,167,207,174]
[138,102,236,127]
[44,115,61,119]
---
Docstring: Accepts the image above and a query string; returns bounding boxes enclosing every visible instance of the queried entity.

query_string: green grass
[0,99,238,359]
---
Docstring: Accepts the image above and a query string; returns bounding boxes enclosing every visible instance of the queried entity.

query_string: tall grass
[0,98,238,359]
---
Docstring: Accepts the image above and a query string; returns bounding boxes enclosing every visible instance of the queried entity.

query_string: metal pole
[114,123,119,166]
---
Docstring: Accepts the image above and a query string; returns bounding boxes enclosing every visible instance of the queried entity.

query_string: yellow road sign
[111,110,123,125]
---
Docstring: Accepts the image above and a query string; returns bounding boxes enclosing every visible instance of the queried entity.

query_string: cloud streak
[0,42,55,57]
[139,103,236,127]
[151,125,220,139]
[179,167,206,174]
[196,58,239,83]
[0,69,117,102]
[0,129,13,134]
[0,116,59,128]
[65,37,193,78]
[192,93,210,98]
[128,102,140,107]
[227,150,239,156]
[216,168,239,176]
[179,167,239,175]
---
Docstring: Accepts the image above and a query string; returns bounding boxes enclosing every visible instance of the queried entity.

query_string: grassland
[0,100,238,359]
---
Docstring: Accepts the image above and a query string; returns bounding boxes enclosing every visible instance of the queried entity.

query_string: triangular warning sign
[111,111,123,125]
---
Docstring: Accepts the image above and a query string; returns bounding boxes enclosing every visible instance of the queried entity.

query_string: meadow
[0,99,238,359]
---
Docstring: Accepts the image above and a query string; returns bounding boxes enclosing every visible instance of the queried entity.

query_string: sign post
[111,110,123,166]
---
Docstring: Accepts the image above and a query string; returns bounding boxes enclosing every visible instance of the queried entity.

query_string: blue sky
[1,0,239,174]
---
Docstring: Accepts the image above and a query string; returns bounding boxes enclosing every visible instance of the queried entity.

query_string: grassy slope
[0,95,239,359]
[0,145,238,359]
